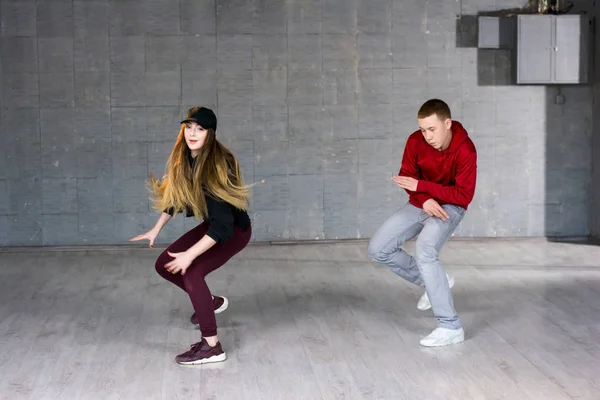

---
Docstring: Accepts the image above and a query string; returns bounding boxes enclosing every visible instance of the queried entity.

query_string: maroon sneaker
[175,338,226,365]
[189,296,229,325]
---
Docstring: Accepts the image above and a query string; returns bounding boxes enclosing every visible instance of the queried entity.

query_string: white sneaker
[417,274,454,311]
[420,327,465,347]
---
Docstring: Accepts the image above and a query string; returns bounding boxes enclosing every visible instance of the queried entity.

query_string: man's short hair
[418,99,451,120]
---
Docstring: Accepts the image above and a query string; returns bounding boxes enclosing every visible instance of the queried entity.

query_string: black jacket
[164,155,251,243]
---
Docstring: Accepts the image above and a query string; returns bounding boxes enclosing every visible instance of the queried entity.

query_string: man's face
[417,113,452,150]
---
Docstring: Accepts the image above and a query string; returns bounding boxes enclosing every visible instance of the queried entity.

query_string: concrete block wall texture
[592,1,600,240]
[0,0,594,246]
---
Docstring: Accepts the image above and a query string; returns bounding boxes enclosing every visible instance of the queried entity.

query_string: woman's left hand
[165,251,195,275]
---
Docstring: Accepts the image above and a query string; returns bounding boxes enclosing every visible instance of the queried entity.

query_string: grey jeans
[367,202,465,329]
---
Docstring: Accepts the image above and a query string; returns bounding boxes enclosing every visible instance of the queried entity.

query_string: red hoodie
[398,120,477,210]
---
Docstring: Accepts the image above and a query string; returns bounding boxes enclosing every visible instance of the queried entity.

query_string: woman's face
[184,121,208,156]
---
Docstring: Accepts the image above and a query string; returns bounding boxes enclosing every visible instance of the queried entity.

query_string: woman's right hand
[129,229,159,248]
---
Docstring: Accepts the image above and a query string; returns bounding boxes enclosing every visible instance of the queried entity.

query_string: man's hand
[423,199,449,221]
[392,176,419,192]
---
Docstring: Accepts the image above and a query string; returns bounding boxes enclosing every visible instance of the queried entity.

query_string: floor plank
[1,239,599,399]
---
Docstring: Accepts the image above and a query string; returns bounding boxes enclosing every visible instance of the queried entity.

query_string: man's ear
[445,118,452,130]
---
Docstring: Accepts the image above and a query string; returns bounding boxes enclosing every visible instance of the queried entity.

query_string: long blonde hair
[149,125,249,219]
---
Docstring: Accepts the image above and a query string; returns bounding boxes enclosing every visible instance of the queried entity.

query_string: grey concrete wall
[592,0,600,240]
[0,0,594,246]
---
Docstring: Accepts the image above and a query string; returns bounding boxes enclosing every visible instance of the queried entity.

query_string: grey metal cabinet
[516,14,590,84]
[554,15,590,83]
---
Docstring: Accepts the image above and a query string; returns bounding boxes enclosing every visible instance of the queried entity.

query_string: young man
[367,99,477,347]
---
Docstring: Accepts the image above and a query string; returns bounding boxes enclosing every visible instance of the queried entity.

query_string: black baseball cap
[181,106,217,131]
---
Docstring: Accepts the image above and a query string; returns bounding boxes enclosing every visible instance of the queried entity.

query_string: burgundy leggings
[155,222,251,337]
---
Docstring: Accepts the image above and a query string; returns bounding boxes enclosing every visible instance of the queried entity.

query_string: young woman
[130,106,252,365]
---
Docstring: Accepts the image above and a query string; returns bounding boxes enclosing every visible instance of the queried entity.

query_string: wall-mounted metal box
[516,14,591,84]
[478,16,515,49]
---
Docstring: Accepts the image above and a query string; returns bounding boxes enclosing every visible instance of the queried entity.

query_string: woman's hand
[129,229,159,248]
[165,251,195,275]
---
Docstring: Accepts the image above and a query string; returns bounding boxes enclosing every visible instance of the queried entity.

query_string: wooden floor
[1,239,599,400]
